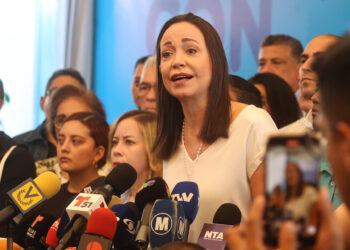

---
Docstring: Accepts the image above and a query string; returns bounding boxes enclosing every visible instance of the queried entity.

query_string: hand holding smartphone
[264,135,320,248]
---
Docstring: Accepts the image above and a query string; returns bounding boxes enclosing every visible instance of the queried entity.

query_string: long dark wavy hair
[153,13,231,160]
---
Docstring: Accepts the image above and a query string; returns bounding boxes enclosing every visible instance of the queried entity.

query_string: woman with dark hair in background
[38,112,109,218]
[284,162,318,237]
[153,13,277,241]
[249,73,301,129]
[228,74,262,108]
[37,84,107,182]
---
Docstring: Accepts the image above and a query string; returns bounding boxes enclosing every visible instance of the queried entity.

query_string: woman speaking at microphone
[38,112,108,218]
[109,110,162,202]
[153,13,277,241]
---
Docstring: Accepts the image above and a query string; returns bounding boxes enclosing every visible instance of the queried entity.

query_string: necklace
[182,119,203,180]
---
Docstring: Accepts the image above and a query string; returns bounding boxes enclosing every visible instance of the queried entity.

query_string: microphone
[149,199,187,249]
[65,193,107,220]
[56,194,123,243]
[171,181,199,224]
[56,195,77,240]
[77,208,117,250]
[93,163,137,204]
[171,181,200,241]
[24,213,57,250]
[0,171,61,225]
[110,204,138,249]
[108,195,124,208]
[56,193,107,250]
[213,203,241,226]
[57,165,136,249]
[46,217,61,250]
[197,203,242,250]
[125,201,141,220]
[134,177,170,249]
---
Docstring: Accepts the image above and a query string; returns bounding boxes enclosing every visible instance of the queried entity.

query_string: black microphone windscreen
[125,202,141,220]
[134,177,170,212]
[105,163,137,196]
[213,203,242,226]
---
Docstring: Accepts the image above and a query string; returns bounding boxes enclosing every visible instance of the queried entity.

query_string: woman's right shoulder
[232,103,276,127]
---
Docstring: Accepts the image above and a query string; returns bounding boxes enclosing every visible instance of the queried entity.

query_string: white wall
[0,0,38,136]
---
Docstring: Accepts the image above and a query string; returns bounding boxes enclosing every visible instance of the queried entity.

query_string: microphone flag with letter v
[7,178,46,216]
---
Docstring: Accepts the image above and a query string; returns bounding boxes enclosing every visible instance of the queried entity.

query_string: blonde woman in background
[109,110,162,202]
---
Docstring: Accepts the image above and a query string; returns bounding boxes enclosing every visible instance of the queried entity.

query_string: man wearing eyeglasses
[14,69,86,163]
[138,56,157,113]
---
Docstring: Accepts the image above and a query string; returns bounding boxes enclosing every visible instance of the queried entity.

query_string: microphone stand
[135,240,148,250]
[6,221,15,250]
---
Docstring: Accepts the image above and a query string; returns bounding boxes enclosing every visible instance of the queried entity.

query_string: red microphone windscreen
[86,208,117,240]
[46,217,61,247]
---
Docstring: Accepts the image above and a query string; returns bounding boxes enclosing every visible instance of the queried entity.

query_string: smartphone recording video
[264,135,320,247]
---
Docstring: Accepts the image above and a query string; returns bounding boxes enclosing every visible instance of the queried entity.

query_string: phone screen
[264,136,320,247]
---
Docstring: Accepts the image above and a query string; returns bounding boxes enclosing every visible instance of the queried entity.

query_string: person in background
[153,13,277,242]
[228,75,262,108]
[279,34,341,134]
[109,110,162,202]
[310,87,343,210]
[258,34,303,94]
[42,84,107,182]
[138,56,157,113]
[277,35,343,210]
[314,34,350,248]
[298,34,341,115]
[225,34,349,250]
[0,79,36,206]
[284,162,318,237]
[37,112,108,219]
[0,79,36,245]
[249,73,301,129]
[14,68,86,163]
[131,56,149,108]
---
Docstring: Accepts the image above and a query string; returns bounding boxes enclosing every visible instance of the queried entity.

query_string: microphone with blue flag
[110,203,138,249]
[149,199,187,249]
[170,181,200,241]
[134,177,170,249]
